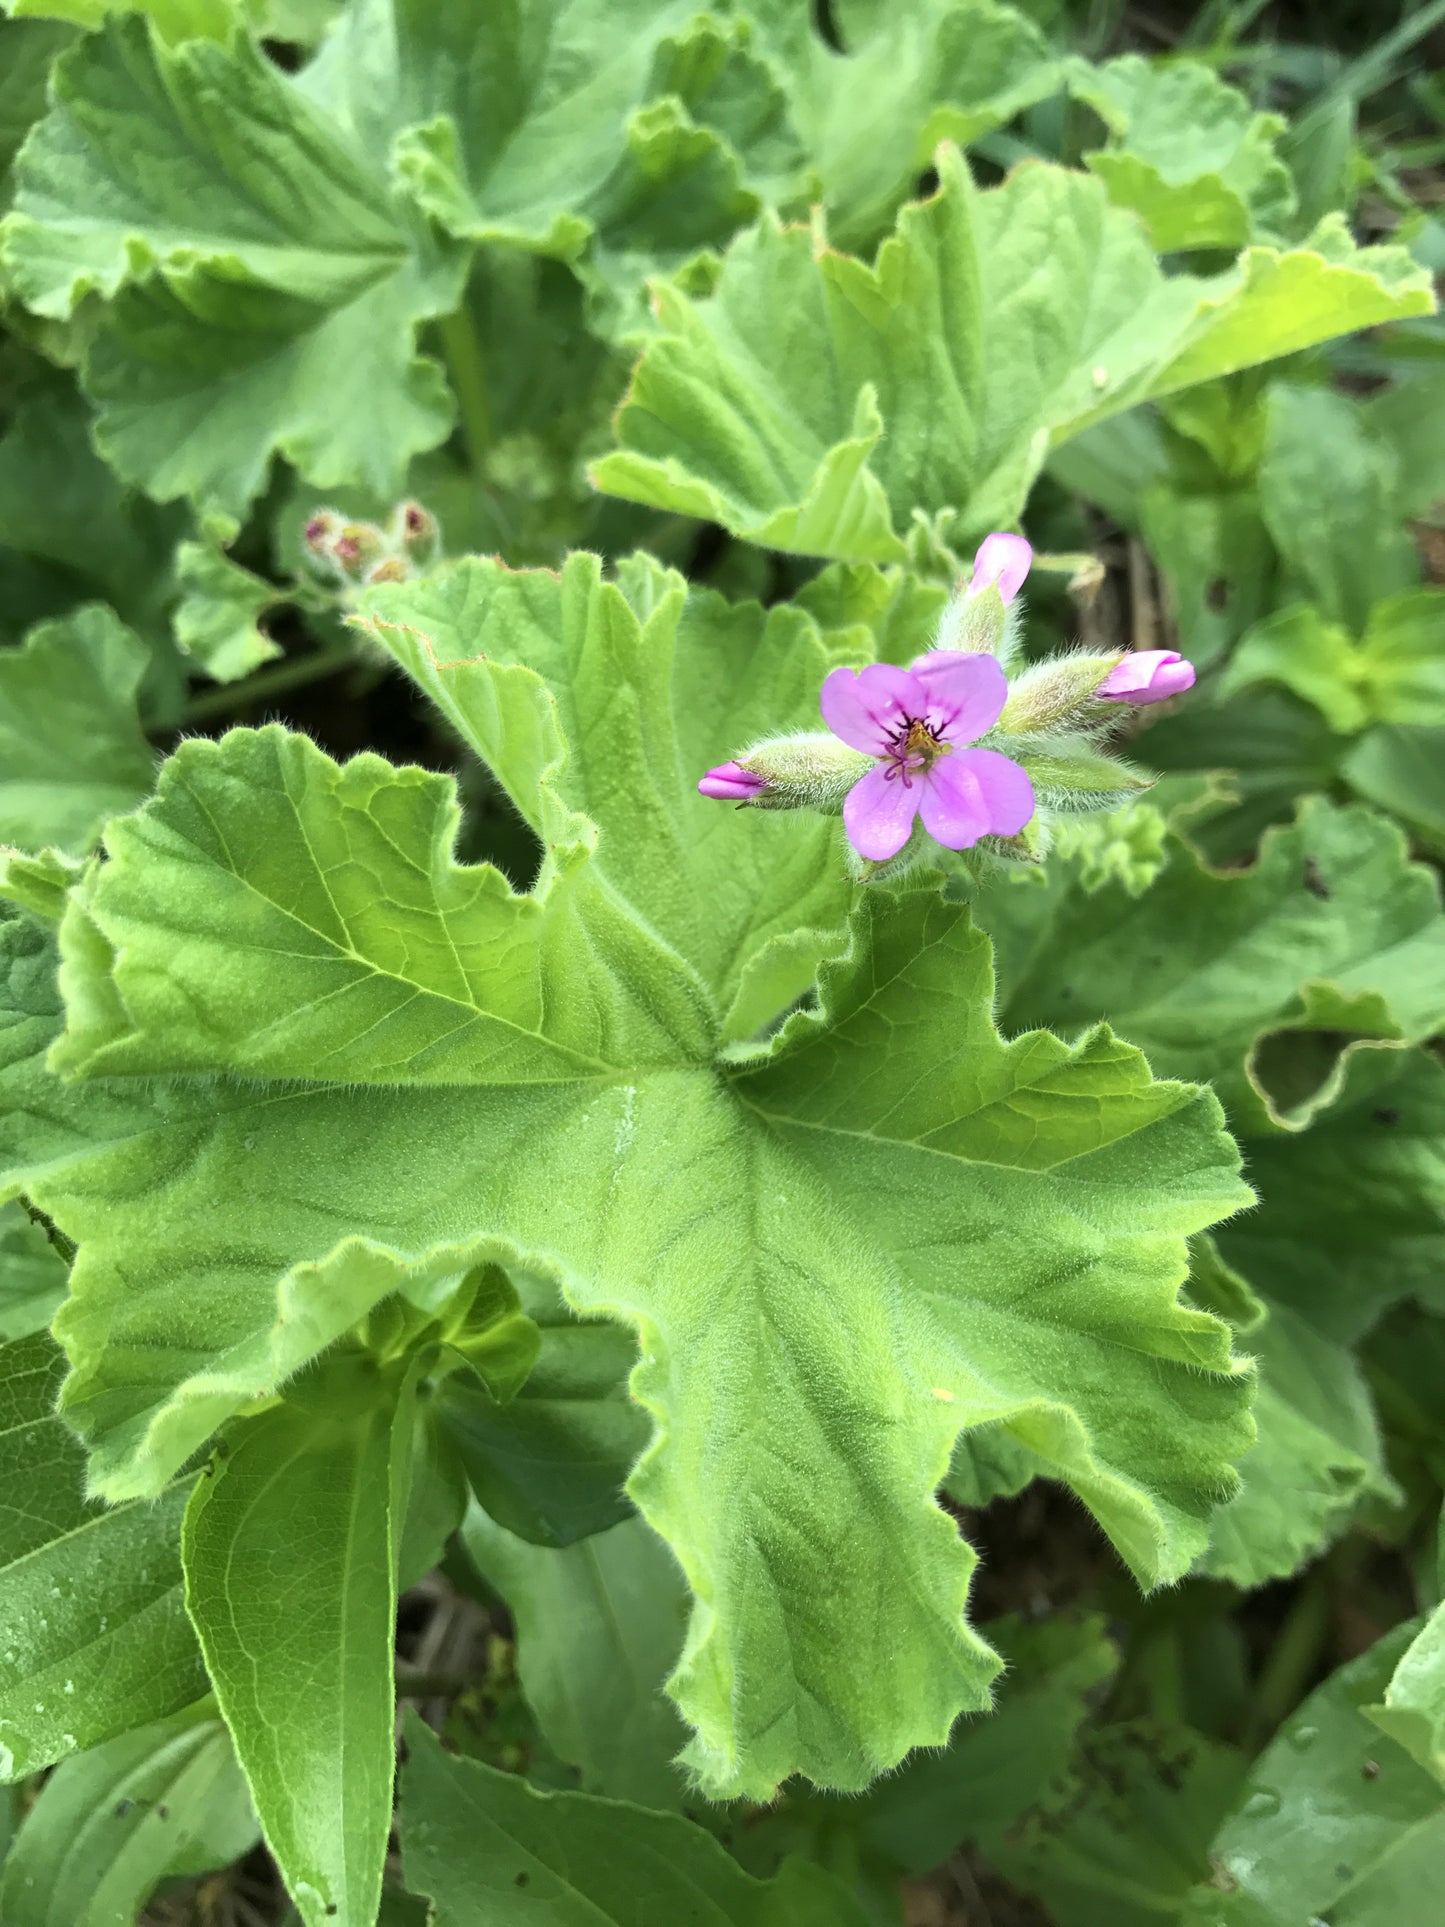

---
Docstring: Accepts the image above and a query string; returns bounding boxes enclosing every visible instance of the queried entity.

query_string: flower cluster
[699,534,1196,876]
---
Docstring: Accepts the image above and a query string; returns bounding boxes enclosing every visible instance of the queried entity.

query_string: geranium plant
[1,3,1444,1925]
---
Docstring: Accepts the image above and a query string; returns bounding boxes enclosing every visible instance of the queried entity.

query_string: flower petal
[1097,650,1196,705]
[698,761,768,800]
[968,532,1032,604]
[842,764,920,860]
[918,749,1035,850]
[909,650,1008,745]
[820,662,928,753]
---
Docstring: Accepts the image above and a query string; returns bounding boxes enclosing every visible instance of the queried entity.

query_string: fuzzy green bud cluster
[304,500,442,589]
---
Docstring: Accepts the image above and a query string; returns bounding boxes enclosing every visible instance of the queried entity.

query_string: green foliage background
[1,1,1445,1923]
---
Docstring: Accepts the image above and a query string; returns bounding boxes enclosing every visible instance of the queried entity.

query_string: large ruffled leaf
[2,557,1254,1799]
[0,14,465,521]
[978,798,1445,1135]
[1071,53,1297,251]
[591,146,1434,559]
[318,0,773,333]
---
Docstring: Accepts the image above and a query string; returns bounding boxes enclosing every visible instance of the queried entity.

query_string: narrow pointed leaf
[398,1713,871,1927]
[0,1700,258,1927]
[182,1349,413,1927]
[0,1329,205,1783]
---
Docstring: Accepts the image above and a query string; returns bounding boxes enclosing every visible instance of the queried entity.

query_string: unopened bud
[367,557,410,586]
[391,499,440,566]
[1000,655,1123,731]
[1097,650,1196,706]
[697,733,871,814]
[699,761,768,800]
[332,521,385,579]
[303,509,341,553]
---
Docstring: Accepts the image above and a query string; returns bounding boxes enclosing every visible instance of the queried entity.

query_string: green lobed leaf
[1223,588,1445,739]
[357,0,770,338]
[460,1501,689,1808]
[0,386,182,636]
[0,604,155,855]
[977,798,1445,1134]
[0,1326,206,1783]
[1219,602,1370,733]
[0,15,466,521]
[1183,1622,1445,1926]
[1219,1049,1445,1344]
[591,145,1434,559]
[172,538,284,682]
[1072,53,1297,252]
[1187,1238,1389,1587]
[309,0,766,270]
[354,551,859,1043]
[1257,384,1418,634]
[4,560,1256,1800]
[182,1347,415,1927]
[438,1270,649,1550]
[0,1699,259,1927]
[747,0,1061,250]
[398,1712,872,1927]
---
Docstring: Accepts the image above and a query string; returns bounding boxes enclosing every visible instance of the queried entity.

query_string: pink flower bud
[1097,651,1196,706]
[968,532,1033,605]
[699,761,769,801]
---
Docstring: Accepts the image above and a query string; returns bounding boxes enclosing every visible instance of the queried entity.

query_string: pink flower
[968,531,1033,604]
[1098,650,1195,706]
[698,761,768,800]
[820,654,1035,861]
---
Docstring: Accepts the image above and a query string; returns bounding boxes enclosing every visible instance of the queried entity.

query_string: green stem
[438,304,493,476]
[1243,1556,1338,1753]
[181,644,359,725]
[396,1667,475,1699]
